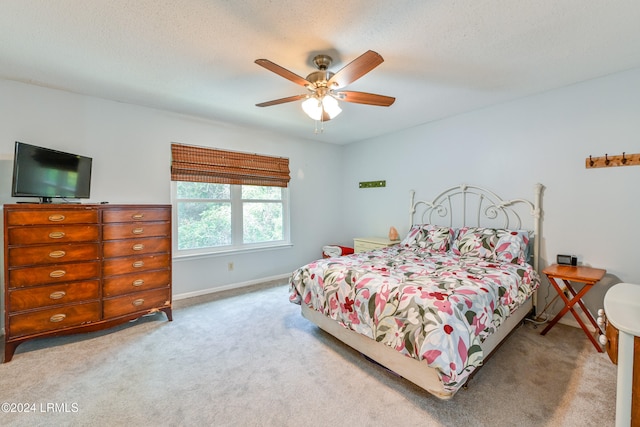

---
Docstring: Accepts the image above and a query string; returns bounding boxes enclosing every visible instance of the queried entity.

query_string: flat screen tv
[11,141,93,203]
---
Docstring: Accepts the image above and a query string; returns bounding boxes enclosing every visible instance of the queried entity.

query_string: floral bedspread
[289,246,540,394]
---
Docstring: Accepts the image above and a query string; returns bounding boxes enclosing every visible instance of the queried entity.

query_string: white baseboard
[557,312,601,334]
[173,273,290,301]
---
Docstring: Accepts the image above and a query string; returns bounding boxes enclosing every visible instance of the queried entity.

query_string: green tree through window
[174,182,288,253]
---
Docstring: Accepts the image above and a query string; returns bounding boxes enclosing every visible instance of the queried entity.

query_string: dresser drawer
[9,261,101,288]
[8,281,100,311]
[103,238,170,258]
[6,209,98,226]
[103,208,170,223]
[8,225,99,245]
[8,243,100,267]
[353,237,397,253]
[8,302,101,337]
[354,241,384,252]
[103,288,171,318]
[102,222,170,240]
[103,270,171,297]
[103,254,171,276]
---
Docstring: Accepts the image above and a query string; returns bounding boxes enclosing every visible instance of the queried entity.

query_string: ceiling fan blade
[256,94,307,107]
[255,59,310,87]
[327,50,384,89]
[339,91,395,107]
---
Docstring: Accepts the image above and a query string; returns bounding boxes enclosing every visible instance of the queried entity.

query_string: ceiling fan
[255,50,395,124]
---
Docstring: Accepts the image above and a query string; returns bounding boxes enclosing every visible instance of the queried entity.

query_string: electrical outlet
[228,262,234,271]
[359,180,386,188]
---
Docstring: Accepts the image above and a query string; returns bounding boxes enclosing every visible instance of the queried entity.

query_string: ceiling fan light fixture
[255,50,393,130]
[301,97,322,120]
[302,95,342,121]
[322,95,342,118]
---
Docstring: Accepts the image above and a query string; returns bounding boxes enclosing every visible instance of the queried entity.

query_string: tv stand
[2,203,172,362]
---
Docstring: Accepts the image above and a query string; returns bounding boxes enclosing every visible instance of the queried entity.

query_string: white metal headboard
[409,183,543,272]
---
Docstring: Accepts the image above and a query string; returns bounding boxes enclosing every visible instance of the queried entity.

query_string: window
[170,143,290,256]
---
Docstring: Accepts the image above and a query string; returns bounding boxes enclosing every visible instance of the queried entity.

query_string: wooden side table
[540,264,606,352]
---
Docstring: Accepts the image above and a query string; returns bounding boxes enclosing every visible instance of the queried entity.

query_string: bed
[289,183,543,399]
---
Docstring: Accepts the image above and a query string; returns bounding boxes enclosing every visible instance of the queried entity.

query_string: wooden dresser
[3,203,172,362]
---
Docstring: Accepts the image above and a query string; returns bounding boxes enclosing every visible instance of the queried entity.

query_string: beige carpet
[0,282,617,426]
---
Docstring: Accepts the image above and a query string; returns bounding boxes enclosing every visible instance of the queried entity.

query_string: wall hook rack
[585,152,640,169]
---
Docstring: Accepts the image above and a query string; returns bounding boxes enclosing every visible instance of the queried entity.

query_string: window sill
[172,242,294,261]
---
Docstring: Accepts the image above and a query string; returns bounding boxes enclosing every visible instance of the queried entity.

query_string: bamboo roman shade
[171,143,290,187]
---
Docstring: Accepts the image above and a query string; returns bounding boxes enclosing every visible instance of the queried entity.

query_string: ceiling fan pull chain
[313,118,326,134]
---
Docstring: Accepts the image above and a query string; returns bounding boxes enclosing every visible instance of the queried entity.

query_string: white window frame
[171,181,291,258]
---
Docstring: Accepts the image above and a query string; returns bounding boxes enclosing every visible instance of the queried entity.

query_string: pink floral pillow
[452,227,530,264]
[401,224,454,253]
[452,227,496,259]
[494,229,530,264]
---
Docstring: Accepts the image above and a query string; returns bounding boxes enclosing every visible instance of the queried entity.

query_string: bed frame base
[301,298,533,400]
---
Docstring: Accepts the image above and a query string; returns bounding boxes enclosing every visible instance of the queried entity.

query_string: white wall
[342,67,640,319]
[3,66,639,323]
[0,80,347,303]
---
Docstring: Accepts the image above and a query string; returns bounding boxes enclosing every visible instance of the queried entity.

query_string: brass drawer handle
[132,279,144,287]
[49,313,66,323]
[132,243,145,251]
[49,250,66,258]
[132,213,145,220]
[132,261,145,268]
[49,270,66,278]
[132,298,145,307]
[49,291,66,300]
[132,227,144,235]
[48,214,66,222]
[48,231,66,239]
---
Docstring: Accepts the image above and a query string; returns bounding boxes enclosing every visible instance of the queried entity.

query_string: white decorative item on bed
[290,183,543,400]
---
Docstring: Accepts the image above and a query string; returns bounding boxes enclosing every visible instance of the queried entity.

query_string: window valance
[171,143,290,187]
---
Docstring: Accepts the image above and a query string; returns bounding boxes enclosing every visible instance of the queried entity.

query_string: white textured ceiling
[2,1,640,144]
